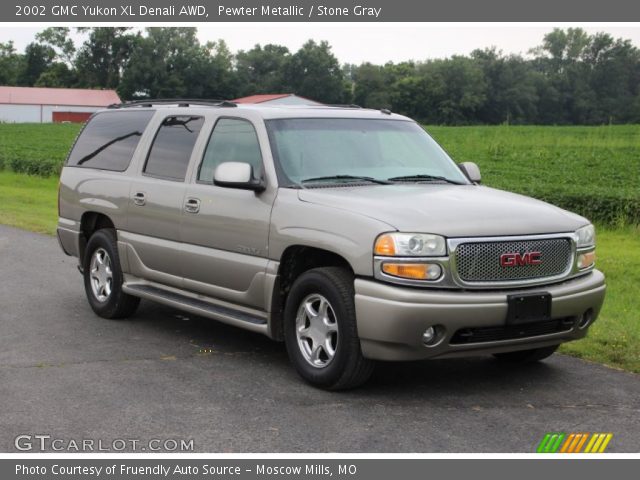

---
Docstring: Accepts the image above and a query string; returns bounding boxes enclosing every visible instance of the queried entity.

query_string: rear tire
[493,345,559,363]
[284,267,374,390]
[83,229,139,319]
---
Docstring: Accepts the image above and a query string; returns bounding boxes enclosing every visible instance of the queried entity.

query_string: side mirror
[459,162,481,183]
[213,162,265,192]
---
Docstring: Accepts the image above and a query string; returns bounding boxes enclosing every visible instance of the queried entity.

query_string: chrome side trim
[122,278,270,336]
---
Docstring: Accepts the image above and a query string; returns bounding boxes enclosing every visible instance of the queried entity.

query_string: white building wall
[266,96,322,106]
[0,104,42,122]
[0,104,102,123]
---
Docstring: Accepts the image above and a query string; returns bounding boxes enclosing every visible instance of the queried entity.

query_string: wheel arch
[269,245,354,341]
[79,211,116,263]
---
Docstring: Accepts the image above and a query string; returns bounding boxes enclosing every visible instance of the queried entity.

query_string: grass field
[0,171,59,234]
[428,125,640,226]
[0,123,80,176]
[559,225,640,372]
[0,123,638,373]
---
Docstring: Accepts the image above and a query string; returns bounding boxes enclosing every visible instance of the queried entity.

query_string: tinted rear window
[66,111,154,171]
[144,116,204,181]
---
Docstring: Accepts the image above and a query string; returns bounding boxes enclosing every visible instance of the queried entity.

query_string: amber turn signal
[382,263,442,280]
[374,234,396,256]
[577,251,596,269]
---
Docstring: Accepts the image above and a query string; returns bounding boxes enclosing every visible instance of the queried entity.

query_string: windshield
[266,118,469,186]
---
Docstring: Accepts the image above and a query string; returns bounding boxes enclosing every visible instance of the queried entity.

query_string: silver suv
[57,100,606,389]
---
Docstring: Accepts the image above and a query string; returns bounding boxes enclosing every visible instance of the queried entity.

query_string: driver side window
[198,118,263,183]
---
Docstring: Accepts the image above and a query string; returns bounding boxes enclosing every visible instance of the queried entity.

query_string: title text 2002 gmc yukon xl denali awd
[57,100,606,389]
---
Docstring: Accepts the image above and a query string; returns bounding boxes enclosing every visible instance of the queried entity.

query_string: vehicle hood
[297,184,588,237]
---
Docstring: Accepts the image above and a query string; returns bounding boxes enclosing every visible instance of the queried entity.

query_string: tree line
[1,27,639,124]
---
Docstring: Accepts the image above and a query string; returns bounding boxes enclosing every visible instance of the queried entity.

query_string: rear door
[180,116,277,309]
[123,114,205,288]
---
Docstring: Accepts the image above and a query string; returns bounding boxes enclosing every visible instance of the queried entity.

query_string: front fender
[269,189,395,276]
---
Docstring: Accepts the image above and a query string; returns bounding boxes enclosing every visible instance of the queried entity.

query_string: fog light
[422,327,436,345]
[578,309,594,329]
[382,262,442,280]
[577,251,595,269]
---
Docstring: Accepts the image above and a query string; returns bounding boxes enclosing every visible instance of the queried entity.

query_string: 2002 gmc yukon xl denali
[57,100,606,389]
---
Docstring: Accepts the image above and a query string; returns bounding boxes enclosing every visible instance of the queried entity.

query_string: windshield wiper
[387,174,465,185]
[301,175,392,185]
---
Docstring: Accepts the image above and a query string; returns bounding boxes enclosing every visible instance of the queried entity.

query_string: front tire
[493,345,559,363]
[83,229,139,319]
[284,267,374,390]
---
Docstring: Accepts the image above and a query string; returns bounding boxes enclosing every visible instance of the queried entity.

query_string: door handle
[184,197,201,214]
[133,192,146,206]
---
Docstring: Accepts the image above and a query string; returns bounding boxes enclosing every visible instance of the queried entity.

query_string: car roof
[99,101,413,122]
[233,104,412,121]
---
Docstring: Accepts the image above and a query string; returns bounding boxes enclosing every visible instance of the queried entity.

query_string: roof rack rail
[325,104,363,109]
[107,99,237,109]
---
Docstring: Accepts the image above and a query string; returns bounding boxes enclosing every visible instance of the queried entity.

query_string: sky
[3,25,640,64]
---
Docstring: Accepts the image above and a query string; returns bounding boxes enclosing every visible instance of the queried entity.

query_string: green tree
[75,27,139,88]
[585,34,640,122]
[284,40,347,104]
[35,63,76,87]
[472,48,538,124]
[531,28,640,124]
[352,62,393,108]
[17,43,55,86]
[0,41,22,85]
[35,27,76,65]
[235,44,290,96]
[397,57,487,124]
[119,28,236,100]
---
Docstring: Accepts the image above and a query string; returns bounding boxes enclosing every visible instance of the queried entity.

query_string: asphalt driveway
[0,225,638,452]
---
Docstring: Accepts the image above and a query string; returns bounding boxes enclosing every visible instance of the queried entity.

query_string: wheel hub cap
[295,294,339,368]
[89,248,113,302]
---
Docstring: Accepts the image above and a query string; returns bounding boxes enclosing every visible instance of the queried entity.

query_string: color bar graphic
[537,433,613,453]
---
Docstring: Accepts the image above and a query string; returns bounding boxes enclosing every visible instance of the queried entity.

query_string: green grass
[0,171,59,234]
[0,123,638,372]
[428,125,640,225]
[0,123,80,176]
[560,225,640,373]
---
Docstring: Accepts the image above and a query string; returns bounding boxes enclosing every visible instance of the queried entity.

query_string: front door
[180,117,276,309]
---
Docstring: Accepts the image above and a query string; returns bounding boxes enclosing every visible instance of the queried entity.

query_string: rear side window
[198,118,263,183]
[144,116,204,181]
[66,111,154,171]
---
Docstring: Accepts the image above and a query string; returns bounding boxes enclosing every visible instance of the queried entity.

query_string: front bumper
[354,270,606,361]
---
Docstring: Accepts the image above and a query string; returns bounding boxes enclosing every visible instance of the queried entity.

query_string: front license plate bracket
[506,292,551,324]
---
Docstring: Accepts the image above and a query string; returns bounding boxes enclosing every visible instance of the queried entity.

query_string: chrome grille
[454,238,572,283]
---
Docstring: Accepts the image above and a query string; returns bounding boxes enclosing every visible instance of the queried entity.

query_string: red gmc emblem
[500,251,542,267]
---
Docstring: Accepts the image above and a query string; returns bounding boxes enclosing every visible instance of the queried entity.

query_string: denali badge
[500,251,542,267]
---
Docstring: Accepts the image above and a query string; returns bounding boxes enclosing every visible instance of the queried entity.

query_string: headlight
[576,224,596,248]
[374,233,447,257]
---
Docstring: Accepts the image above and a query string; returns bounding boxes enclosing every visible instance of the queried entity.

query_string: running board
[123,283,269,335]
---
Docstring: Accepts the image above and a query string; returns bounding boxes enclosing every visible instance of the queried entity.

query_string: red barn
[0,86,120,123]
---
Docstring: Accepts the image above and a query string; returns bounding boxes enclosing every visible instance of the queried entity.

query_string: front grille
[450,318,575,345]
[454,238,572,283]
